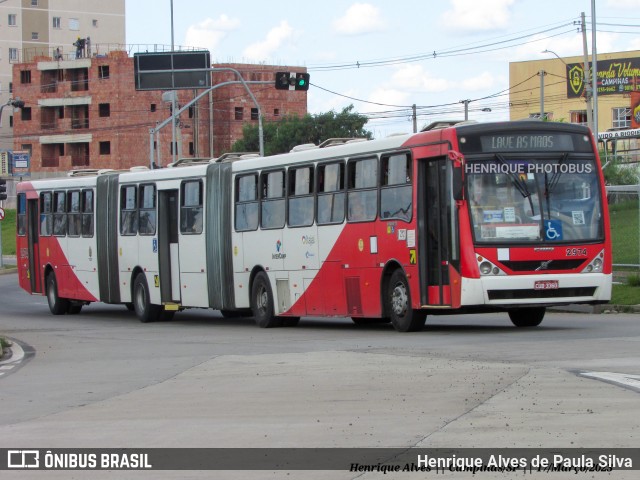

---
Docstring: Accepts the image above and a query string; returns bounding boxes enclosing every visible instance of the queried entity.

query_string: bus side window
[81,189,94,237]
[180,180,203,234]
[40,191,52,236]
[139,184,157,235]
[288,166,314,227]
[120,185,138,236]
[380,152,412,222]
[317,162,345,225]
[17,193,26,236]
[260,170,285,229]
[53,191,67,236]
[235,174,259,232]
[347,157,378,222]
[67,190,81,237]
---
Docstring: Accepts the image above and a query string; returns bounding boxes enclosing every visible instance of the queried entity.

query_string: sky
[124,0,640,138]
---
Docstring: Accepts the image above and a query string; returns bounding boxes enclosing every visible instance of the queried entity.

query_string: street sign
[0,207,5,220]
[11,150,30,177]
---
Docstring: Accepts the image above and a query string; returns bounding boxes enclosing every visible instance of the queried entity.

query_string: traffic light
[275,72,310,91]
[0,178,6,201]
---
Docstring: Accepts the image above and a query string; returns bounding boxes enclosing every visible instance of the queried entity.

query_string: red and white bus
[16,121,612,331]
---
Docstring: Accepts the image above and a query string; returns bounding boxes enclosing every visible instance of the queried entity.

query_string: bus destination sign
[480,133,574,153]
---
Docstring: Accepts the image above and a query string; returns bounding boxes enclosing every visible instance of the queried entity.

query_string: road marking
[580,371,640,392]
[0,341,26,379]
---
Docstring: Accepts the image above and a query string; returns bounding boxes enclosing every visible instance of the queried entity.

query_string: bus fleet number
[566,248,587,256]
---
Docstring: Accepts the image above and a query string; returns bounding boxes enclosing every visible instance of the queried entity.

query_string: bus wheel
[251,271,281,328]
[133,273,162,323]
[508,307,545,327]
[386,269,425,332]
[67,304,83,315]
[46,272,70,315]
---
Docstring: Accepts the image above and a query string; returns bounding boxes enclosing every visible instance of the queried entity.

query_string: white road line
[581,371,640,391]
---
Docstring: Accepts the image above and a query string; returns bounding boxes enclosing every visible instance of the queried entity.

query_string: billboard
[567,57,640,98]
[134,51,211,91]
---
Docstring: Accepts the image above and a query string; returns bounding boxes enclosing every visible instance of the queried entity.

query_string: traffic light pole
[148,67,270,168]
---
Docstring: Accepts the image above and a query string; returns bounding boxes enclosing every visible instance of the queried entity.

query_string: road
[0,271,639,479]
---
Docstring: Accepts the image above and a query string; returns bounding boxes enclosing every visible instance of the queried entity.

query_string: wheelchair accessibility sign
[544,219,563,241]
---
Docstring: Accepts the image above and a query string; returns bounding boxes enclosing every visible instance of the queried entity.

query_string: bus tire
[386,269,425,332]
[251,271,281,328]
[67,304,83,315]
[46,272,70,315]
[133,273,162,323]
[508,307,545,327]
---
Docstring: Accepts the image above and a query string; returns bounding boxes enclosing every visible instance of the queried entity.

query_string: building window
[612,107,631,129]
[52,17,61,29]
[31,0,38,6]
[274,108,280,117]
[8,49,17,62]
[99,141,111,155]
[571,110,588,125]
[21,107,32,121]
[235,107,243,120]
[99,103,110,117]
[8,14,17,27]
[92,19,98,27]
[31,32,39,40]
[189,142,194,155]
[98,65,109,79]
[188,105,194,118]
[150,103,157,112]
[9,82,13,93]
[69,18,79,30]
[251,108,259,120]
[20,70,31,84]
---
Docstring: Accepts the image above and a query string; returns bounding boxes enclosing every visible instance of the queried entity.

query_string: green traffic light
[298,79,306,86]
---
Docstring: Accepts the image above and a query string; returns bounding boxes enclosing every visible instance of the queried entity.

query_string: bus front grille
[488,287,597,300]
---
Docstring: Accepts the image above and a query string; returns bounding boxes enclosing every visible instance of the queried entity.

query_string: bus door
[157,190,181,303]
[26,198,42,293]
[419,157,460,307]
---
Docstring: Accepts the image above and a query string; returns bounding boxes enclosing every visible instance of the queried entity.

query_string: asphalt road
[0,271,639,479]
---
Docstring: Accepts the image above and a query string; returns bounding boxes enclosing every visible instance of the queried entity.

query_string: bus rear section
[453,121,611,326]
[16,178,100,315]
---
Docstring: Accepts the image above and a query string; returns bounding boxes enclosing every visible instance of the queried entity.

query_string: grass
[611,282,640,306]
[1,208,16,256]
[609,200,639,266]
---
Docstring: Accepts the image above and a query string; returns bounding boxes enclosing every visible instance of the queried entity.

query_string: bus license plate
[534,280,559,290]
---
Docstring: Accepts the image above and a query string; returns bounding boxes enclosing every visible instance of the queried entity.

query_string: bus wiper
[546,153,568,195]
[495,154,530,197]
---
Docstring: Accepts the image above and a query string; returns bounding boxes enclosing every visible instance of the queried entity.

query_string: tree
[231,105,373,156]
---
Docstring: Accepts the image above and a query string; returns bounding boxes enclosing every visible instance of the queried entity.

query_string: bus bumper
[460,273,612,307]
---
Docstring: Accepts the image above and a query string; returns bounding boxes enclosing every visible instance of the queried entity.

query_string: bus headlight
[480,262,492,275]
[581,250,605,273]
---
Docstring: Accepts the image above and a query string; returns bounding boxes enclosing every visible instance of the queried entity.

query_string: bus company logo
[273,240,286,260]
[8,450,40,469]
[301,235,316,245]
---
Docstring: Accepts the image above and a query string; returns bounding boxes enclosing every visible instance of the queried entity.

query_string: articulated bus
[16,121,612,331]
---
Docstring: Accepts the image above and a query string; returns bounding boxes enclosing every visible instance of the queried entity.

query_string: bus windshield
[466,156,604,244]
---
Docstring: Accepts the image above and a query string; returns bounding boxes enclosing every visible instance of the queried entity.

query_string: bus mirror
[452,165,463,201]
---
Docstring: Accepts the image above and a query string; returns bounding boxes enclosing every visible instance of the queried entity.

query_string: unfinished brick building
[12,50,308,176]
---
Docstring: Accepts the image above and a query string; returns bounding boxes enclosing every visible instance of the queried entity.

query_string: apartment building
[1,0,125,153]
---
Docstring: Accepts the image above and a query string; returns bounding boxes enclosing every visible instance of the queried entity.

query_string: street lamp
[0,98,25,127]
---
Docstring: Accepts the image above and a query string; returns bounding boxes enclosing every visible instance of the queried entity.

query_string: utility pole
[539,70,545,120]
[591,0,599,137]
[460,99,470,121]
[581,12,594,133]
[412,104,417,133]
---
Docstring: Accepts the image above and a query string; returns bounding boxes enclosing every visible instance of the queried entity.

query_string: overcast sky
[125,0,640,138]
